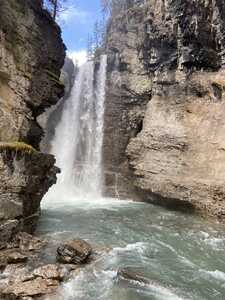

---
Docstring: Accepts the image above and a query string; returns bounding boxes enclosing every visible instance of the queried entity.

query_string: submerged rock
[56,239,92,264]
[117,268,152,286]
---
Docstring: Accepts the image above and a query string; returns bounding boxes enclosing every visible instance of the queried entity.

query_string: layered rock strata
[0,146,59,249]
[104,0,225,220]
[0,0,65,240]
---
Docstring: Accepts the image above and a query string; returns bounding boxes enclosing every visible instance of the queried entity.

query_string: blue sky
[59,0,102,65]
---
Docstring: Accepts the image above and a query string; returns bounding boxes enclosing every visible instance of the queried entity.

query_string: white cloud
[68,50,87,67]
[59,6,89,24]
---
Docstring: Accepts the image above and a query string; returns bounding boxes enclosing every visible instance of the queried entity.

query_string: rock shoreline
[0,236,95,300]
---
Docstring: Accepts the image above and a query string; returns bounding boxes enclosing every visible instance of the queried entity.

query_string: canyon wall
[0,0,65,246]
[103,0,225,220]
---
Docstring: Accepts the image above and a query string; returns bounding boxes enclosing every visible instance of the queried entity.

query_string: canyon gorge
[1,0,225,299]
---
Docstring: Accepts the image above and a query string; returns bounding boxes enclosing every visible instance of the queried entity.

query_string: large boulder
[56,239,92,264]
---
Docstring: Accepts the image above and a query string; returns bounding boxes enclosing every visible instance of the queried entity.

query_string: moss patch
[0,142,38,154]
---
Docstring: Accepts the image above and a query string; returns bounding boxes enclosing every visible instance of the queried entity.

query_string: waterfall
[46,55,107,200]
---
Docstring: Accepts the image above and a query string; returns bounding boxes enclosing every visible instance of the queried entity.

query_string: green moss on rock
[0,142,38,154]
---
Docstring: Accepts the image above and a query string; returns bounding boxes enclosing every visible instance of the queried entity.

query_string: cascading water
[46,55,107,200]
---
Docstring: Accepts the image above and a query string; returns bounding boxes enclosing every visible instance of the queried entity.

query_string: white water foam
[47,268,117,300]
[199,269,225,281]
[113,242,147,255]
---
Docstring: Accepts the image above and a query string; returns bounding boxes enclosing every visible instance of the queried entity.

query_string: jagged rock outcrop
[104,0,225,220]
[0,0,65,241]
[0,146,59,249]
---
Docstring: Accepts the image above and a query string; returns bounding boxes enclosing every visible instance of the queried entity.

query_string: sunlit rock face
[0,0,65,241]
[104,0,225,220]
[0,0,65,148]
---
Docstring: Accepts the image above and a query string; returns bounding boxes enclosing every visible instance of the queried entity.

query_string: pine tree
[45,0,68,21]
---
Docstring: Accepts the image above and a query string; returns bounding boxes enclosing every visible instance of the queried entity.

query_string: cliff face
[104,0,225,219]
[103,3,152,199]
[0,146,59,249]
[0,0,65,148]
[0,0,65,246]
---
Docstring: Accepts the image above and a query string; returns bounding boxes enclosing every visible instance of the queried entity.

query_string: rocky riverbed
[0,234,103,299]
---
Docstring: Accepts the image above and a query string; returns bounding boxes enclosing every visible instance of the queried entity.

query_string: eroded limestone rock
[104,0,225,220]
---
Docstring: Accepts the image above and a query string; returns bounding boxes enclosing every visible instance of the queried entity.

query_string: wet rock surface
[33,264,64,281]
[2,277,59,299]
[0,238,100,300]
[56,239,92,264]
[117,268,152,285]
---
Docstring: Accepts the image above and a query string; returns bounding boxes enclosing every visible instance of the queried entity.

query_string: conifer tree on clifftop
[45,0,68,20]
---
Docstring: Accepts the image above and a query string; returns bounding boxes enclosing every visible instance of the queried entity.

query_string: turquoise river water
[37,197,225,300]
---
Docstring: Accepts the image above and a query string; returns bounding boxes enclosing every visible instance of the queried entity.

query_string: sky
[58,0,102,65]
